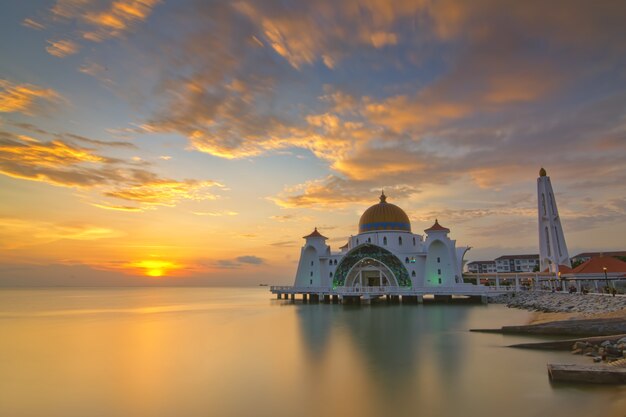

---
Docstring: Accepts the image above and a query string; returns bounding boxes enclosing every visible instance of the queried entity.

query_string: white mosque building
[290,192,473,295]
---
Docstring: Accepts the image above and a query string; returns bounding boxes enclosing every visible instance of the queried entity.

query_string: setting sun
[129,260,180,277]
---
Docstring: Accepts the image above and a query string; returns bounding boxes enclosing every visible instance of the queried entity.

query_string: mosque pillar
[495,275,500,290]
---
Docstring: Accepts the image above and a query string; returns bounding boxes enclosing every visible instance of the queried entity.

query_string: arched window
[356,238,359,245]
[545,227,551,256]
[405,257,409,264]
[310,260,314,266]
[367,237,371,243]
[399,236,403,245]
[412,237,416,246]
[541,193,547,215]
[334,259,337,265]
[438,269,441,275]
[411,271,416,277]
[437,257,440,263]
[310,271,313,276]
[383,236,387,245]
[330,272,333,277]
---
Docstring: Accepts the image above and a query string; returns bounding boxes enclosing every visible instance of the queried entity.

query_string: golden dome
[358,191,411,233]
[539,167,547,177]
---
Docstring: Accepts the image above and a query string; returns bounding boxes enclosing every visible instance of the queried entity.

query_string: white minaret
[537,168,571,272]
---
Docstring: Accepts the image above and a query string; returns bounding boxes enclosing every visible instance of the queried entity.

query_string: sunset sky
[1,0,625,286]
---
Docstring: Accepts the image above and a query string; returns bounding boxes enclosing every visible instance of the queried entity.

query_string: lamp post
[603,266,613,297]
[558,271,562,292]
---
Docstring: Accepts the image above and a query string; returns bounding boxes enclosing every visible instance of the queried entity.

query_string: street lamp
[603,266,613,297]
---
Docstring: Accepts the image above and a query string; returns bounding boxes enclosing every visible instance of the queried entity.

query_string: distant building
[467,261,497,273]
[571,251,626,264]
[494,254,539,273]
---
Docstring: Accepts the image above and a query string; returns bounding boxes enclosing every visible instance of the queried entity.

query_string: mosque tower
[537,168,571,272]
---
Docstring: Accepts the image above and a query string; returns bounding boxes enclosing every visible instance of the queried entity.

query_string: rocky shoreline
[490,291,626,315]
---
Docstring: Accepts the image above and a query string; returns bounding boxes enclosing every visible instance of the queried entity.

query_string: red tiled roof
[571,255,626,274]
[572,251,626,259]
[424,219,449,233]
[303,227,328,239]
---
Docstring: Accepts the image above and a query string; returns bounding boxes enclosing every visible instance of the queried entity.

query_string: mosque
[290,191,475,296]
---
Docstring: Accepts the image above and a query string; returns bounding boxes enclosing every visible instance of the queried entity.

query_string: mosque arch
[333,244,411,288]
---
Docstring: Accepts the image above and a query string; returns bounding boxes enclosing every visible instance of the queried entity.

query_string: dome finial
[539,167,547,177]
[380,189,387,203]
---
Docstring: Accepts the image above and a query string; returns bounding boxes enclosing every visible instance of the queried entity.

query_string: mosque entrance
[344,258,397,288]
[333,244,411,288]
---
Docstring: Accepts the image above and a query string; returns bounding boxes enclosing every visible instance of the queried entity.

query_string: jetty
[547,363,626,384]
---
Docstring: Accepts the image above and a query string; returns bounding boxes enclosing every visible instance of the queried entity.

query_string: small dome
[358,191,411,233]
[539,167,547,177]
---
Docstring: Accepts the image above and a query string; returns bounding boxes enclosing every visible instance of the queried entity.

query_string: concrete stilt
[302,293,308,302]
[276,293,281,299]
[417,295,424,304]
[290,293,295,300]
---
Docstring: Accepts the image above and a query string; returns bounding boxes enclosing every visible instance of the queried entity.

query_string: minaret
[537,168,571,272]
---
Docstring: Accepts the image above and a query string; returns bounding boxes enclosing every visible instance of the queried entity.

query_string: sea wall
[490,292,626,314]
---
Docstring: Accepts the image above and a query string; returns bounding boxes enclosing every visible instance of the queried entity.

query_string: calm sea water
[0,288,625,417]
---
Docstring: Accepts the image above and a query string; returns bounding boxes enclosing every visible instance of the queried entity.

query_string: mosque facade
[293,192,471,292]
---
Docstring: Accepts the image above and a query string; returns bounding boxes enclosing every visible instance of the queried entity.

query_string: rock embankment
[571,336,626,365]
[490,292,626,315]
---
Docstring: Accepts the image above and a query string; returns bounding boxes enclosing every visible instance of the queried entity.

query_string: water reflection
[0,289,624,417]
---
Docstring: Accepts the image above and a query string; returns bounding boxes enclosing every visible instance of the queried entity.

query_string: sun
[129,260,180,277]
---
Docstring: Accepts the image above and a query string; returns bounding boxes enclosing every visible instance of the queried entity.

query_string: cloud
[22,18,45,30]
[24,0,161,58]
[64,133,136,148]
[0,79,62,114]
[90,203,145,212]
[235,255,264,265]
[212,255,266,269]
[192,210,238,216]
[46,39,80,57]
[0,130,224,209]
[0,217,125,249]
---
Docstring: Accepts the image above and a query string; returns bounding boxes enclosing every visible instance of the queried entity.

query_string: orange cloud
[81,0,161,41]
[46,39,80,57]
[0,131,225,209]
[0,79,62,114]
[104,179,222,205]
[0,217,125,249]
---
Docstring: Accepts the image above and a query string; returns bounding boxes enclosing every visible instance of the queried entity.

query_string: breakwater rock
[490,292,626,315]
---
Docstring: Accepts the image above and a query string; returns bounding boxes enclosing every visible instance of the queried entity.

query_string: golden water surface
[0,288,625,417]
